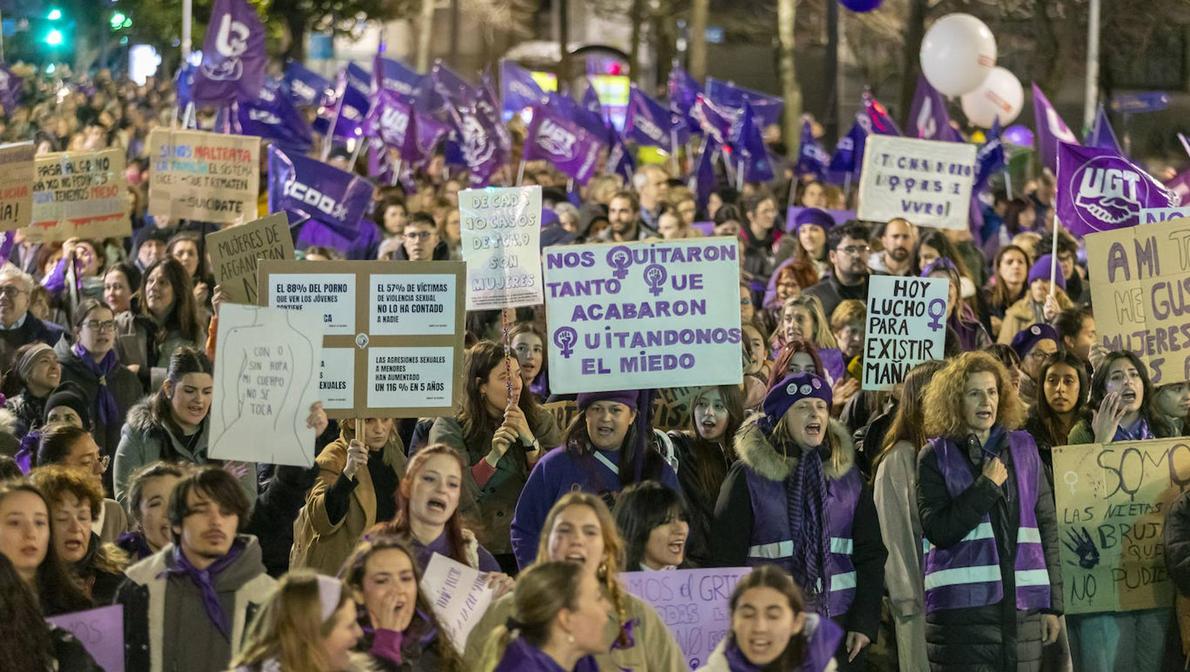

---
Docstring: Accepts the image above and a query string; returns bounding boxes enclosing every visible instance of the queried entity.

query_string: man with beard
[600,190,656,241]
[804,221,872,319]
[868,218,916,276]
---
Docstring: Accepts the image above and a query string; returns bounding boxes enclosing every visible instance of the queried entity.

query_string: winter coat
[802,273,869,325]
[113,400,258,507]
[115,536,276,672]
[873,440,929,672]
[1167,491,1190,598]
[466,587,687,672]
[427,409,561,555]
[710,417,886,642]
[114,311,200,390]
[54,335,145,454]
[668,430,734,568]
[695,612,842,672]
[289,431,407,575]
[48,625,104,671]
[916,429,1063,671]
[996,291,1073,345]
[0,313,65,373]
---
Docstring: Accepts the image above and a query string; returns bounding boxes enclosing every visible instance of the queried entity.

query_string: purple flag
[907,76,961,142]
[175,63,195,109]
[500,59,548,116]
[374,56,423,101]
[608,135,635,183]
[1032,83,1080,173]
[974,117,1004,192]
[690,142,717,209]
[282,61,330,108]
[730,102,774,183]
[1167,168,1190,204]
[624,86,677,151]
[862,91,902,136]
[418,60,475,116]
[0,64,21,111]
[446,104,506,186]
[546,93,612,147]
[191,0,267,103]
[581,82,603,117]
[691,94,737,148]
[412,112,449,165]
[828,117,868,178]
[668,65,702,118]
[795,119,829,179]
[363,90,418,159]
[268,146,375,239]
[524,105,602,185]
[318,63,372,139]
[1055,143,1181,236]
[478,74,514,153]
[236,79,314,151]
[706,77,783,129]
[1085,105,1123,155]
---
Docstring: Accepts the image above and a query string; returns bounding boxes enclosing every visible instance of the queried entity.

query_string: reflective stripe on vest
[1018,526,1041,544]
[924,564,1001,591]
[830,537,853,555]
[924,521,995,553]
[831,571,857,592]
[593,451,619,476]
[748,539,794,559]
[1015,569,1051,587]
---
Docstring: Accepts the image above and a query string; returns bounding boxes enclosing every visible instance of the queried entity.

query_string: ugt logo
[1072,157,1143,227]
[203,10,252,82]
[537,119,577,157]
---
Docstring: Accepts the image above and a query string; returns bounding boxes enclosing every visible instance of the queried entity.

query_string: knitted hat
[44,381,91,429]
[792,208,836,233]
[1028,254,1066,290]
[1010,323,1059,360]
[576,390,640,412]
[15,343,54,383]
[760,372,833,432]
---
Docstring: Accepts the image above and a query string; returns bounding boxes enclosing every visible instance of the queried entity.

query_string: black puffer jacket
[917,429,1063,672]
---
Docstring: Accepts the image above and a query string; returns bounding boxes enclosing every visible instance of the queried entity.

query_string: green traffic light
[110,11,127,29]
[47,8,63,20]
[45,29,64,46]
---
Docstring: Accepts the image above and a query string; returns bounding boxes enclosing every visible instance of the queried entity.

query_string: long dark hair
[1031,350,1088,448]
[166,231,212,283]
[915,230,972,281]
[339,536,465,671]
[682,385,744,501]
[149,347,213,435]
[137,257,200,344]
[612,481,688,571]
[0,554,56,671]
[1082,351,1174,439]
[728,565,808,669]
[374,444,470,566]
[458,341,543,448]
[874,360,946,470]
[0,480,92,615]
[985,245,1030,312]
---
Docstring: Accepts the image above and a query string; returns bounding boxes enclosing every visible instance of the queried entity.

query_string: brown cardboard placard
[0,142,34,232]
[259,260,465,419]
[208,213,295,305]
[29,148,130,242]
[146,128,260,224]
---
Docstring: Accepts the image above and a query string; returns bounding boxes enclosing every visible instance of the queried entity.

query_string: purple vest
[743,462,862,617]
[922,430,1051,613]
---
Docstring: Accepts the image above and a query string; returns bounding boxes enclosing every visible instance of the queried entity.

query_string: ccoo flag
[1032,83,1080,173]
[268,146,374,239]
[191,0,267,103]
[1055,142,1181,237]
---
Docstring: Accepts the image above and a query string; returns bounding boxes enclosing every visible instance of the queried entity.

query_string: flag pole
[390,158,403,187]
[669,128,680,174]
[348,136,364,170]
[1048,218,1060,299]
[736,159,744,191]
[321,78,347,162]
[516,159,526,186]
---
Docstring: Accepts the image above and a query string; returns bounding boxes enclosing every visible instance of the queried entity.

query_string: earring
[567,633,575,645]
[597,562,608,580]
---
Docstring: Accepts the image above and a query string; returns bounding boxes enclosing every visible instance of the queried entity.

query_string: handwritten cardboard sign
[147,128,260,224]
[30,149,130,242]
[421,552,495,655]
[0,141,34,231]
[209,304,323,467]
[543,238,743,394]
[1053,438,1190,614]
[621,567,751,670]
[47,604,124,672]
[857,135,976,230]
[1085,218,1190,385]
[259,260,465,418]
[208,213,295,305]
[1139,207,1190,224]
[862,275,949,391]
[459,185,544,310]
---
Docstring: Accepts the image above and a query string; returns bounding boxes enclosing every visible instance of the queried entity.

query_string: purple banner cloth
[795,119,829,179]
[1085,104,1123,155]
[268,146,375,239]
[524,105,603,185]
[500,59,548,116]
[363,90,419,159]
[374,56,422,101]
[706,77,783,129]
[282,60,331,108]
[624,86,677,152]
[731,102,775,183]
[974,117,1005,192]
[236,79,313,151]
[907,76,961,142]
[1032,83,1080,173]
[862,91,902,136]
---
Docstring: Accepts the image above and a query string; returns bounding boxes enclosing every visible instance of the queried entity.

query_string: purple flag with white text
[446,103,506,186]
[691,95,737,148]
[907,76,961,142]
[500,59,548,117]
[730,102,774,183]
[706,77,783,129]
[691,142,717,209]
[1084,105,1123,155]
[1032,83,1080,173]
[282,61,330,108]
[524,105,603,185]
[236,80,313,151]
[316,63,372,139]
[268,146,375,239]
[363,90,419,159]
[828,118,868,180]
[668,64,702,128]
[548,93,612,148]
[191,0,267,103]
[624,86,678,152]
[974,117,1004,192]
[1055,143,1180,237]
[795,119,828,179]
[374,56,422,102]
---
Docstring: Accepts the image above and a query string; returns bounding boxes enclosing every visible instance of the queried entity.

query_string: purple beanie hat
[576,390,640,412]
[1010,323,1059,359]
[1028,254,1066,290]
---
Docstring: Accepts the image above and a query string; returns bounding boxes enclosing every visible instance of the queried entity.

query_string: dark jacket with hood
[54,335,145,454]
[739,225,779,306]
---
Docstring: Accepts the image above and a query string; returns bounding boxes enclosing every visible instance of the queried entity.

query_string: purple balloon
[1003,124,1035,148]
[840,0,883,11]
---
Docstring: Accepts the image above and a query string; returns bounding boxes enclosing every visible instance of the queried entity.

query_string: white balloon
[920,13,997,97]
[960,66,1024,128]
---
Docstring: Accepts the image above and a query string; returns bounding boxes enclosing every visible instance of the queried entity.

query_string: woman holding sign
[1064,351,1175,672]
[916,351,1062,671]
[710,372,885,671]
[114,258,203,390]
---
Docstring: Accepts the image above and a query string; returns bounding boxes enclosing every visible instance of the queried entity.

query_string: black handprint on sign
[1063,527,1100,569]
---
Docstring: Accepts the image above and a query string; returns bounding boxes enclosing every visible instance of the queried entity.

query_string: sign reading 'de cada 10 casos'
[544,238,743,394]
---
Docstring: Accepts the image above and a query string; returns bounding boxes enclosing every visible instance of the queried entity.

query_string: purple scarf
[71,343,120,428]
[1114,417,1153,442]
[785,443,830,615]
[165,538,246,640]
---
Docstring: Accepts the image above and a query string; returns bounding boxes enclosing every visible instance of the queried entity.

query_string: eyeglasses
[403,231,435,241]
[839,245,870,256]
[0,286,27,298]
[82,320,118,332]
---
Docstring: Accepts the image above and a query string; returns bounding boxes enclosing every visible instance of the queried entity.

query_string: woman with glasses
[36,424,129,545]
[55,299,143,456]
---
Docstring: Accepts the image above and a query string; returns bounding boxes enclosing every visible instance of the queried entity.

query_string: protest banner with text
[459,185,543,310]
[421,553,495,654]
[208,213,295,305]
[1053,438,1190,614]
[857,135,976,230]
[0,141,34,231]
[862,275,949,391]
[147,128,260,224]
[30,149,129,242]
[622,567,751,669]
[1140,207,1190,223]
[209,304,323,467]
[1085,217,1190,385]
[260,260,465,418]
[47,604,124,672]
[543,238,743,394]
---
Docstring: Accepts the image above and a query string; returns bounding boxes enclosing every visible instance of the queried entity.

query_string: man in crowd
[0,266,64,372]
[868,217,916,276]
[602,190,656,241]
[804,221,871,319]
[631,164,670,230]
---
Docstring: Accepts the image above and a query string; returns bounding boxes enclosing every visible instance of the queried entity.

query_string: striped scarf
[785,442,831,615]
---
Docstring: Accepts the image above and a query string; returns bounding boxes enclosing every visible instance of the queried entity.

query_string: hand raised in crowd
[222,460,251,481]
[194,280,211,306]
[371,587,416,633]
[1042,294,1061,322]
[981,456,1008,486]
[211,283,230,317]
[1091,390,1127,444]
[503,405,535,446]
[488,425,519,466]
[305,401,329,436]
[343,439,369,480]
[831,377,860,414]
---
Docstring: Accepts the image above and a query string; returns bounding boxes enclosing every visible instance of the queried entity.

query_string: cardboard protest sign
[0,141,34,231]
[1052,438,1190,614]
[544,238,743,394]
[862,275,949,391]
[209,304,323,467]
[622,567,751,669]
[458,185,544,310]
[30,149,130,242]
[208,213,295,305]
[1140,206,1190,223]
[47,604,124,672]
[260,260,465,418]
[147,128,260,224]
[857,135,976,230]
[421,553,495,654]
[1085,218,1190,384]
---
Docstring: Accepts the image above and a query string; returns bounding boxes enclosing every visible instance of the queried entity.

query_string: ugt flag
[282,61,330,108]
[268,146,374,239]
[524,105,602,185]
[500,59,548,117]
[1032,83,1080,173]
[1056,143,1181,236]
[192,0,267,103]
[363,90,418,159]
